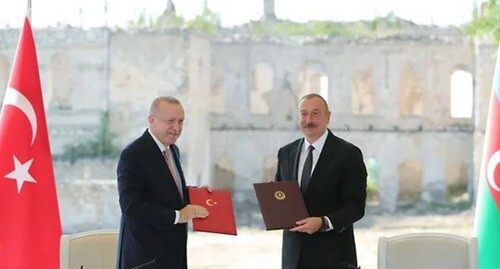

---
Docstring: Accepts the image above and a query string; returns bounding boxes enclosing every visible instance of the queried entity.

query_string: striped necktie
[163,148,183,200]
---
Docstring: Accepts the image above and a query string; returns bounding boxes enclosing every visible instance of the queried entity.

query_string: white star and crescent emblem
[1,86,38,193]
[5,156,37,193]
[2,86,38,145]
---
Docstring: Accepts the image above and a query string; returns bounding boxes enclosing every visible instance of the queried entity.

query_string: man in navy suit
[116,96,209,269]
[275,94,367,269]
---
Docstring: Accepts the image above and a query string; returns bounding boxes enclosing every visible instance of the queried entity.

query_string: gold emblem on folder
[274,190,286,200]
[205,199,217,206]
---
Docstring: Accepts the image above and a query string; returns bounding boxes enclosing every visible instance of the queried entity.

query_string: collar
[303,129,328,153]
[148,128,170,153]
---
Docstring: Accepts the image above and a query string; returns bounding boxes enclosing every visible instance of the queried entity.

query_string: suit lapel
[310,131,336,182]
[171,145,187,203]
[143,131,168,171]
[144,131,186,204]
[292,139,304,182]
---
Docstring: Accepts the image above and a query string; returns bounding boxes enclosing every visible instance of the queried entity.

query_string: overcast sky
[0,0,480,28]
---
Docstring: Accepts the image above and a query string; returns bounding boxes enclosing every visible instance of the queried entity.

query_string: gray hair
[150,96,181,115]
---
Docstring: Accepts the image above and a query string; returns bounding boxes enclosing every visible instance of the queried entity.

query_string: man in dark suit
[116,96,209,269]
[275,93,367,269]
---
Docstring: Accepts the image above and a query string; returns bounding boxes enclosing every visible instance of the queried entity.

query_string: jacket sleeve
[329,146,367,231]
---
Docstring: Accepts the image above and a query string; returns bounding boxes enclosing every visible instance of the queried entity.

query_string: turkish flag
[0,17,62,268]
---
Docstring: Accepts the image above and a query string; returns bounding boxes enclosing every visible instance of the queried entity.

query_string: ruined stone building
[0,5,498,231]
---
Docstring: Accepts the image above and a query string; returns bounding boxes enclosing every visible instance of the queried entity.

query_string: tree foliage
[465,0,500,44]
[255,13,403,38]
[126,6,220,35]
[187,7,221,35]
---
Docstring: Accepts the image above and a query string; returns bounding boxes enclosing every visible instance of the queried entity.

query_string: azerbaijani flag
[474,46,500,269]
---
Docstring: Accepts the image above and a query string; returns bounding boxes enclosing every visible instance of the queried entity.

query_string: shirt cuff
[324,216,333,231]
[174,210,180,224]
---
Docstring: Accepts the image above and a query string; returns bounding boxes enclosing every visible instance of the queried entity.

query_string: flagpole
[27,0,32,20]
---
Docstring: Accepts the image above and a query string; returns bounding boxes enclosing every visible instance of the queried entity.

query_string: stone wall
[210,36,476,212]
[0,25,497,231]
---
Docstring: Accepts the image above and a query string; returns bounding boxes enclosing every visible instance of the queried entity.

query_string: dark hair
[299,93,329,110]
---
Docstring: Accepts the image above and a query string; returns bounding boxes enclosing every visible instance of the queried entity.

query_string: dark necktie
[301,145,314,193]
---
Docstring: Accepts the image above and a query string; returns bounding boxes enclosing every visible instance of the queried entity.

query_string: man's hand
[178,204,209,223]
[199,185,213,193]
[289,217,323,234]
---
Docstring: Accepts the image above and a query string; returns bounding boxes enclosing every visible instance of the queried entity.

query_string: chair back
[378,233,477,269]
[60,229,119,269]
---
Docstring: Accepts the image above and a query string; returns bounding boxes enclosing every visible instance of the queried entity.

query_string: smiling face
[298,95,331,143]
[148,99,185,146]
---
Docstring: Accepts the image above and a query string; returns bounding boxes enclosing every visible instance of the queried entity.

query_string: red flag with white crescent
[0,17,62,268]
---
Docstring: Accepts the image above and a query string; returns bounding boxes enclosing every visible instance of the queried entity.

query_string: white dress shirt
[297,129,333,231]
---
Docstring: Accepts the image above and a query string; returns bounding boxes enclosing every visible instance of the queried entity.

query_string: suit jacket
[116,130,189,269]
[275,130,367,269]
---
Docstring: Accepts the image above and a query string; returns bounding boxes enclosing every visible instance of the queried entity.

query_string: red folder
[187,187,237,235]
